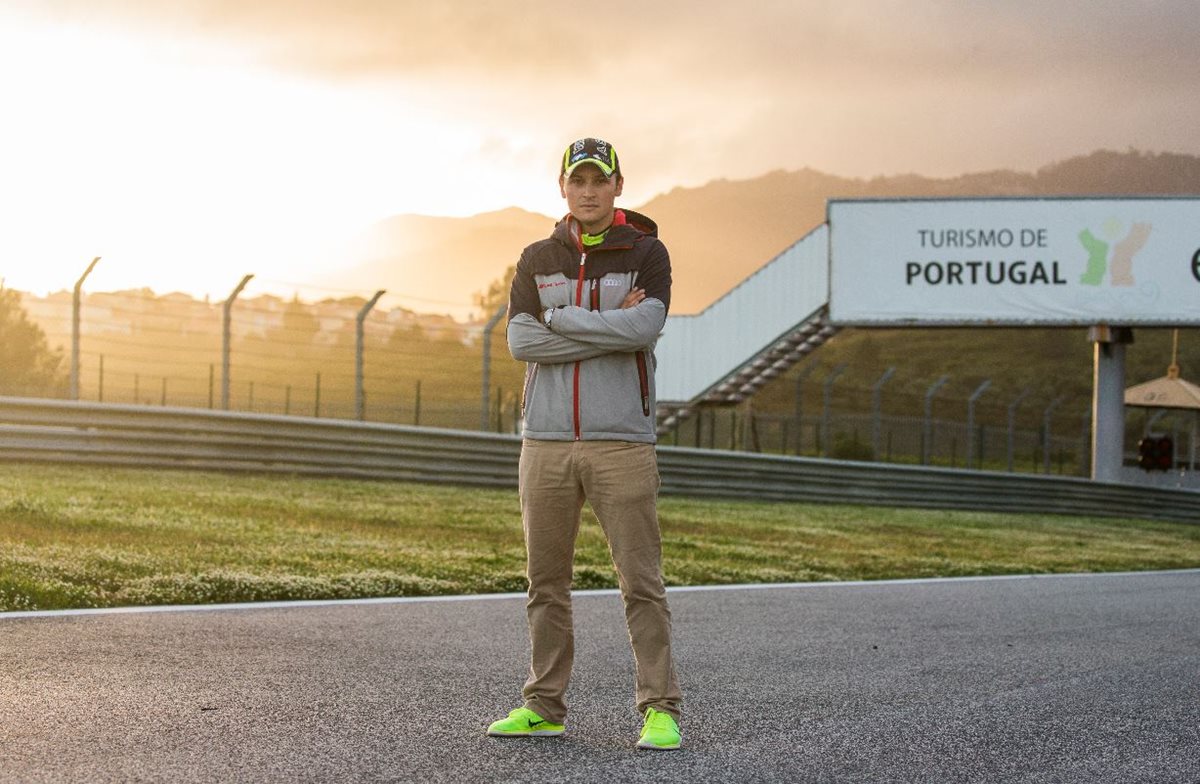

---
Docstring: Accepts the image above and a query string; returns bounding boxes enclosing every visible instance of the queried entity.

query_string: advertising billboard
[828,198,1200,325]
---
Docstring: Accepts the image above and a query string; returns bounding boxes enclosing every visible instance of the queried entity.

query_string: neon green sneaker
[636,707,681,750]
[486,707,564,737]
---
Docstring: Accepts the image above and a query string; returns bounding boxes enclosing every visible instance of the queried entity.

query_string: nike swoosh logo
[527,719,546,728]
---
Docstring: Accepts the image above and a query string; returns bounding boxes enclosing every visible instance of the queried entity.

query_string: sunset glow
[0,15,559,302]
[2,1,1198,311]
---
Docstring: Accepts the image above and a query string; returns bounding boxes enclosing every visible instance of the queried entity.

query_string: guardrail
[1,397,1195,523]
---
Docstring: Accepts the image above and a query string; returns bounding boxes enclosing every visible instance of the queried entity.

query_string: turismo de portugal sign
[827,198,1200,326]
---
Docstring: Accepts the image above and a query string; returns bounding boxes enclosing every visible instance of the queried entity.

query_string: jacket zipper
[572,251,587,440]
[521,364,537,417]
[635,350,650,417]
[628,268,649,416]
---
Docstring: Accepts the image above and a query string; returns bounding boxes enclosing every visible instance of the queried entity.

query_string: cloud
[12,0,1200,184]
[25,0,1200,86]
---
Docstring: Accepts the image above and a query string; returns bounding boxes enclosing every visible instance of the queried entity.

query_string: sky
[2,0,1198,307]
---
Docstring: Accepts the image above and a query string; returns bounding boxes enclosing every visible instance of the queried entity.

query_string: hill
[644,149,1200,313]
[318,207,554,319]
[330,149,1200,317]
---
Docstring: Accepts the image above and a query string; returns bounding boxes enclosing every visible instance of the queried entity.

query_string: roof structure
[1125,367,1200,411]
[654,225,833,432]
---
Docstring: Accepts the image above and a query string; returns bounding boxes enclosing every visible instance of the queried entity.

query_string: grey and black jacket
[507,209,671,443]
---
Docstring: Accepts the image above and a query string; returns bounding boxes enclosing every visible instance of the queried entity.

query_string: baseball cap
[561,137,620,178]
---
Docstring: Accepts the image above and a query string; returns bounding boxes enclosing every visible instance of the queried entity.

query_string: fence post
[1144,410,1166,435]
[922,375,950,465]
[821,364,847,457]
[746,402,760,452]
[221,274,254,410]
[792,363,818,455]
[1079,406,1092,477]
[70,257,100,401]
[1042,395,1066,474]
[870,367,896,461]
[314,372,322,418]
[966,379,992,469]
[1192,411,1198,472]
[479,303,508,431]
[414,380,422,426]
[1006,387,1032,472]
[356,290,386,421]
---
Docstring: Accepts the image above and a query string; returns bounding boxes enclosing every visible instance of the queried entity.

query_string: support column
[1089,325,1133,483]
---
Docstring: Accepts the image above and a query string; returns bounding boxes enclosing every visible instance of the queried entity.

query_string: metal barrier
[1,397,1195,523]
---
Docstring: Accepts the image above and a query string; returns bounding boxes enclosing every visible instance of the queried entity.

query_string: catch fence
[11,287,1199,475]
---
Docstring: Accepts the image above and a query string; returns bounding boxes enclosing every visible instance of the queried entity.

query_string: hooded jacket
[507,209,671,443]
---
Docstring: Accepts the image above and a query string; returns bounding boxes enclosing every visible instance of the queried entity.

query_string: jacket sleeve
[546,238,671,350]
[546,299,666,351]
[635,239,672,316]
[507,312,610,363]
[506,246,610,363]
[506,251,541,322]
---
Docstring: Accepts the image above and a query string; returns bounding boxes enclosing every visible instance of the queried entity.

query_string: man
[487,138,682,751]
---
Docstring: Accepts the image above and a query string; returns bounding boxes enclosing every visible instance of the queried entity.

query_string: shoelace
[646,711,674,731]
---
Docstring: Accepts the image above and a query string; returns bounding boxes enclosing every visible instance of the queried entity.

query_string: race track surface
[2,570,1198,783]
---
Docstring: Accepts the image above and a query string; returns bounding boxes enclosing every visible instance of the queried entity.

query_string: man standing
[487,138,682,750]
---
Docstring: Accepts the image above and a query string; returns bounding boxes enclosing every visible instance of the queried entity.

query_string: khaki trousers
[518,439,682,724]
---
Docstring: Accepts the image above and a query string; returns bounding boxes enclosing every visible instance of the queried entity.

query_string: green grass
[1,463,1197,612]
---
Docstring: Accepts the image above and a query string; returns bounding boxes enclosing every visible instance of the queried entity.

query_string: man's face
[559,163,623,234]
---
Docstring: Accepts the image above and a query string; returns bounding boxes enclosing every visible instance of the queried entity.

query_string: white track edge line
[3,568,1198,620]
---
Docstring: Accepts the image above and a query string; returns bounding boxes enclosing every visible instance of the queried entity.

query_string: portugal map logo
[1078,219,1152,286]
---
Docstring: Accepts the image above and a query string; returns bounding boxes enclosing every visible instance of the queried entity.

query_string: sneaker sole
[636,739,680,750]
[487,729,564,737]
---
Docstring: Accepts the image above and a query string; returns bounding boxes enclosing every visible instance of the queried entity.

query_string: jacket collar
[552,209,659,253]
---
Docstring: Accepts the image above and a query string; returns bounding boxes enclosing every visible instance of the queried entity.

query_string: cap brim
[563,158,616,177]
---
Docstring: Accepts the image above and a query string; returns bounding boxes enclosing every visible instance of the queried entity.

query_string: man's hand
[621,287,646,309]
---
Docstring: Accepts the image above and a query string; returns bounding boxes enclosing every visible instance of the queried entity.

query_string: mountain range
[322,149,1200,319]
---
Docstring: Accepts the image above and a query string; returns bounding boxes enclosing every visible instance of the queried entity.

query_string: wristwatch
[542,308,554,326]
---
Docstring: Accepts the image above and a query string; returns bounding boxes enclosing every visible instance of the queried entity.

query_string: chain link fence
[10,286,1199,475]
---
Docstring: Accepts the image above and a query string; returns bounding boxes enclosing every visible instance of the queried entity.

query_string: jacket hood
[551,209,658,252]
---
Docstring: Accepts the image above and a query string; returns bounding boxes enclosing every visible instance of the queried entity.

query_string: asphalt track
[2,570,1198,783]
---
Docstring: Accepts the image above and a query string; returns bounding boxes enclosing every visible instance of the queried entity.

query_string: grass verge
[1,463,1197,612]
